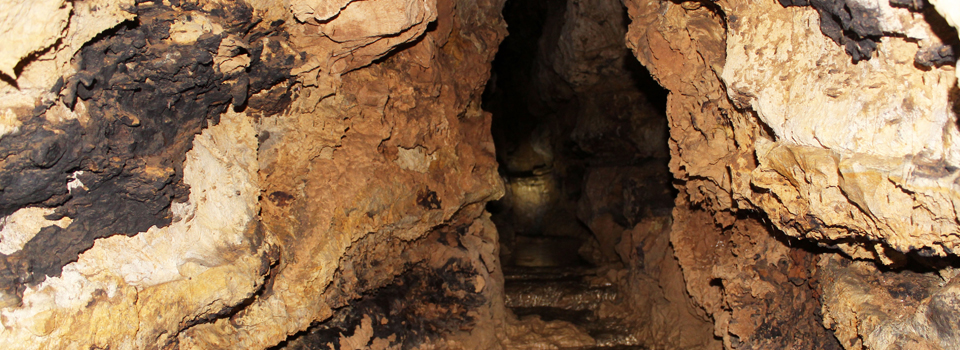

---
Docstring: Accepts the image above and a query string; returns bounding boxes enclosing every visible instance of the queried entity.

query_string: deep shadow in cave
[265,0,676,348]
[482,0,673,347]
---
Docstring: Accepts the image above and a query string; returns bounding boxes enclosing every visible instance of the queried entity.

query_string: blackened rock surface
[924,283,960,347]
[916,6,960,66]
[0,3,293,294]
[283,261,485,350]
[277,220,490,350]
[889,0,925,11]
[916,44,957,66]
[780,0,886,62]
[779,0,812,6]
[783,0,958,64]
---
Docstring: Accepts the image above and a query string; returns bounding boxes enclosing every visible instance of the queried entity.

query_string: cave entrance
[482,0,673,346]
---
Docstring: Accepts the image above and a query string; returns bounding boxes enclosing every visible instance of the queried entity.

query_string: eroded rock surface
[4,0,960,348]
[0,0,506,349]
[483,0,721,348]
[625,0,960,347]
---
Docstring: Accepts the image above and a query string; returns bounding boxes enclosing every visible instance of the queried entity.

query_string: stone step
[505,278,618,310]
[592,331,641,348]
[503,245,640,349]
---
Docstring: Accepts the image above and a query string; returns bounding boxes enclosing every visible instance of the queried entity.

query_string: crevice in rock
[482,0,708,348]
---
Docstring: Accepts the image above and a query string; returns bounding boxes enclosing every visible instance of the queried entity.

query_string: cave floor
[504,239,647,349]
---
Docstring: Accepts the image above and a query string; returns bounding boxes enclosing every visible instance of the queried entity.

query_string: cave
[0,0,959,349]
[482,0,677,346]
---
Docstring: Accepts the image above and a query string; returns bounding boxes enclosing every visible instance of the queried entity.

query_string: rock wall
[485,0,718,347]
[0,0,506,349]
[624,0,960,348]
[4,0,960,348]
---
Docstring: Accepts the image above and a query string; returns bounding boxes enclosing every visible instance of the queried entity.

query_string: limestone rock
[7,0,960,348]
[721,0,960,261]
[0,0,71,78]
[819,255,960,350]
[177,0,507,347]
[0,0,506,349]
[0,107,271,350]
[276,208,509,350]
[615,216,721,349]
[0,0,135,130]
[0,3,289,305]
[624,0,959,346]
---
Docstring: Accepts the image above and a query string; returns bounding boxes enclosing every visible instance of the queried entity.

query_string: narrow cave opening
[482,0,673,346]
[8,0,960,348]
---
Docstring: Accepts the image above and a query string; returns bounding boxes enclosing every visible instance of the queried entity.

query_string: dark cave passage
[482,0,673,347]
[484,0,672,268]
[5,0,960,348]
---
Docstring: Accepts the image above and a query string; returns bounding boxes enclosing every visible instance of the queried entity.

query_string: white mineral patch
[0,109,20,139]
[66,170,87,193]
[291,0,356,22]
[318,0,436,42]
[396,146,436,173]
[168,13,223,45]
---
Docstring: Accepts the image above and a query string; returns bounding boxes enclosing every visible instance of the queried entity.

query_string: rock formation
[0,0,506,348]
[484,0,718,347]
[625,0,960,347]
[0,0,958,349]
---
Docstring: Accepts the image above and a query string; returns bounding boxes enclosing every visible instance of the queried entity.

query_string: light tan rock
[0,109,270,350]
[396,146,437,173]
[819,255,960,350]
[169,13,224,44]
[291,0,354,22]
[215,35,252,75]
[0,0,134,114]
[622,0,960,346]
[174,0,506,347]
[0,208,72,255]
[0,0,71,78]
[319,0,436,43]
[721,0,959,260]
